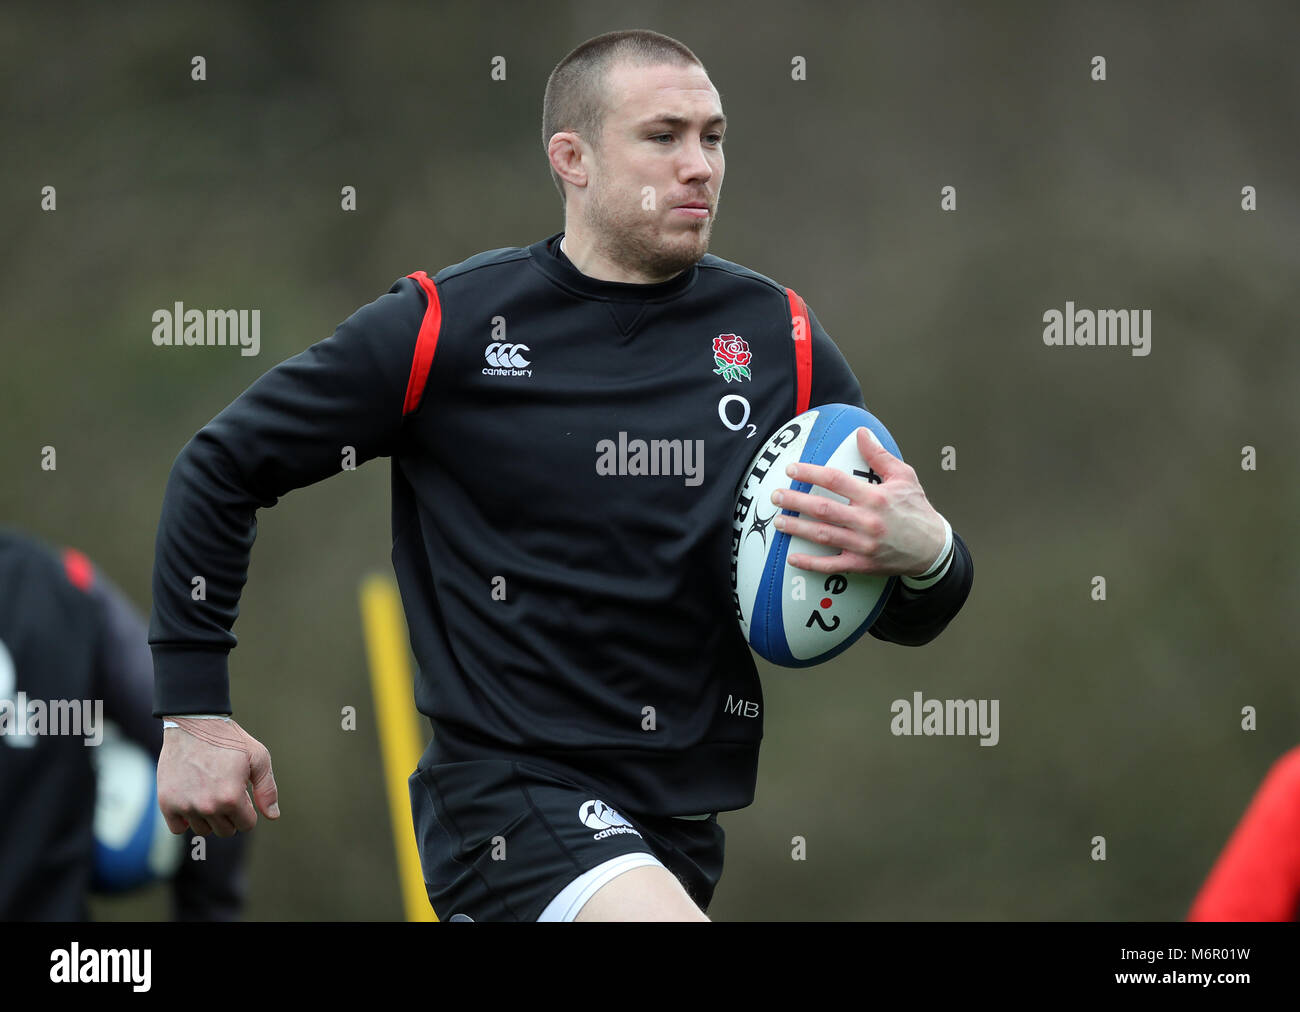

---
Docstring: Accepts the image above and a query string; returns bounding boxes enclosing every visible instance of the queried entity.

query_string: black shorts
[408,757,726,921]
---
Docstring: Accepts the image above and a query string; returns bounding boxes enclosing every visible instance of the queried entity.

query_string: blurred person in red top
[1188,746,1300,921]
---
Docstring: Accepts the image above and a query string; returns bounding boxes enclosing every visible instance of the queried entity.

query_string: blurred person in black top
[0,528,245,920]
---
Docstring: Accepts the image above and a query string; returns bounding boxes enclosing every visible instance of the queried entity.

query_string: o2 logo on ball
[805,575,848,632]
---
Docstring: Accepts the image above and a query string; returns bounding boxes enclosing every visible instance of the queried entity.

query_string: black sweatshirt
[150,232,973,817]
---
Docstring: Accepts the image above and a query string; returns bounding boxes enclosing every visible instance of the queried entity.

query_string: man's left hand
[771,427,945,577]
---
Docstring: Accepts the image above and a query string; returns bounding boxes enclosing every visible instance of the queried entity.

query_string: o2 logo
[718,395,757,438]
[805,575,848,632]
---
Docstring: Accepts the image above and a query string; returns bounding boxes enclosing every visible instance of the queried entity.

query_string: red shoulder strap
[403,271,443,416]
[786,287,812,415]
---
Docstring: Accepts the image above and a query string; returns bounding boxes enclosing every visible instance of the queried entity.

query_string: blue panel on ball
[753,522,798,667]
[802,403,903,467]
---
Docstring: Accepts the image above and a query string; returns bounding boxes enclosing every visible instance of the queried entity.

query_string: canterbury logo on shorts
[578,800,642,840]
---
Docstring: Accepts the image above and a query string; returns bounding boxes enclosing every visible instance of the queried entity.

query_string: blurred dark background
[2,0,1296,920]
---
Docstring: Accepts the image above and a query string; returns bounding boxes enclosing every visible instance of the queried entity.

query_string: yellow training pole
[359,573,437,921]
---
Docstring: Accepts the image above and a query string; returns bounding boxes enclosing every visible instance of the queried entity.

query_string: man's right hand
[157,717,280,838]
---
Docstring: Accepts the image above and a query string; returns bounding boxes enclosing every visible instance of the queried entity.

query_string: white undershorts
[536,851,667,922]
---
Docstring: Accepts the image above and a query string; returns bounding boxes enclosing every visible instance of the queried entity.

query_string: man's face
[581,61,725,280]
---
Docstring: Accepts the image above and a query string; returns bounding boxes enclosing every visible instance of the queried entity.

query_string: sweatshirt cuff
[163,714,233,727]
[151,645,233,717]
[901,515,954,590]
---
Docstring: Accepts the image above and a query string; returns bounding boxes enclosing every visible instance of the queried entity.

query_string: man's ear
[548,131,589,193]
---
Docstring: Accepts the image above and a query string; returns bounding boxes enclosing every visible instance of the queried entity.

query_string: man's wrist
[901,514,953,590]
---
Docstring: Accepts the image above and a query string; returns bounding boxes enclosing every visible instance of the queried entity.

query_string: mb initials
[724,695,759,718]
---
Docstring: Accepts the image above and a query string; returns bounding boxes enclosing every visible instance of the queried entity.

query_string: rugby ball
[730,403,901,667]
[90,722,184,892]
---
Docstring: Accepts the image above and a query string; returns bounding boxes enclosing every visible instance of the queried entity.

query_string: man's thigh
[409,758,718,922]
[572,864,710,921]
